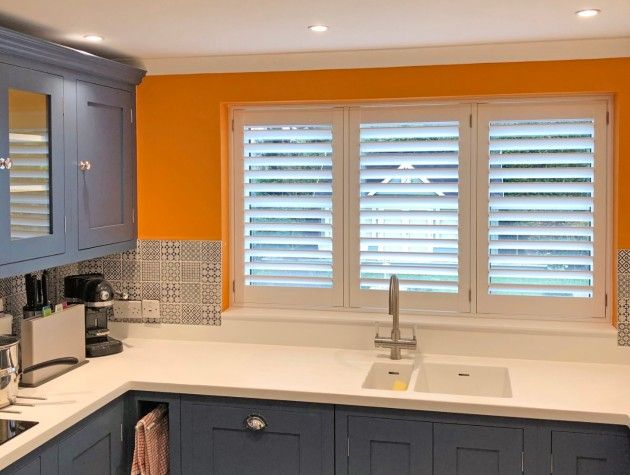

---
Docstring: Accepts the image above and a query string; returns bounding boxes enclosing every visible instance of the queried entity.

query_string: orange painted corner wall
[136,57,630,315]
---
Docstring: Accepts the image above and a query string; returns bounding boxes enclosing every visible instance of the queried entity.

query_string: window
[232,99,610,320]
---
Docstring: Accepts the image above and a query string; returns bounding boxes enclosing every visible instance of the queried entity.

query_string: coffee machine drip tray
[86,336,123,358]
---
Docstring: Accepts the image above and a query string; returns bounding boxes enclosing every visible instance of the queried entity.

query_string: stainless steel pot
[0,335,78,408]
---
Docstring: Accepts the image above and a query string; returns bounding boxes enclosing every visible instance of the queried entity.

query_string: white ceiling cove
[0,0,628,72]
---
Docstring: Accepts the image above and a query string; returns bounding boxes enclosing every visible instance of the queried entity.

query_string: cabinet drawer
[181,397,333,475]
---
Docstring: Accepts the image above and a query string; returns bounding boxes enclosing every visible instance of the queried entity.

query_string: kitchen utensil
[0,335,78,408]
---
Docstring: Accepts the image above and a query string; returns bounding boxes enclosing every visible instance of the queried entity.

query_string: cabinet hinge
[347,437,350,457]
[469,114,473,128]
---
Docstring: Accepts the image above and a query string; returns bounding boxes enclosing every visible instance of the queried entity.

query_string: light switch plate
[142,300,160,322]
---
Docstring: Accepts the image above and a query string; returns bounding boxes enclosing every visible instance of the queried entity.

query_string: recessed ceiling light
[575,9,601,17]
[308,25,328,32]
[83,34,104,42]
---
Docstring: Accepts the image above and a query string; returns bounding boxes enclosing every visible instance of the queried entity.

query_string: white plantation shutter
[477,102,608,318]
[349,106,471,312]
[233,108,343,307]
[9,129,51,239]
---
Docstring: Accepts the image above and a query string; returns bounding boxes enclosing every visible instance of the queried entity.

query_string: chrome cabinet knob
[79,160,91,171]
[0,158,11,170]
[244,414,267,432]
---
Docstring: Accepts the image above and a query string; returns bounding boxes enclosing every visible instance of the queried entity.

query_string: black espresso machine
[64,273,123,357]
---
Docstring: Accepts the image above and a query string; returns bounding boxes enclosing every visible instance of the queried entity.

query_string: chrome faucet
[374,275,417,360]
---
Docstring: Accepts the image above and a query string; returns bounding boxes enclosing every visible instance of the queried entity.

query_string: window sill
[222,306,617,338]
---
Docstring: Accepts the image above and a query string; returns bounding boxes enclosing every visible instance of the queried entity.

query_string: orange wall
[136,58,630,311]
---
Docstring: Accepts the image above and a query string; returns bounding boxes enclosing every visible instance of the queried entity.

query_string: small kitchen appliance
[64,274,123,357]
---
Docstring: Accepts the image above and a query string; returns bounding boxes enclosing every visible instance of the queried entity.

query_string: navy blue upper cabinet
[181,396,335,475]
[76,82,135,250]
[0,64,65,265]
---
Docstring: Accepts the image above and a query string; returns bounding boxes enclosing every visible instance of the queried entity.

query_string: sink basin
[362,362,414,391]
[414,362,512,398]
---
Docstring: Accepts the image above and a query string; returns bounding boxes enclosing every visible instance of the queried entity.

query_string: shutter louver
[9,129,51,239]
[242,123,334,289]
[358,121,460,293]
[487,118,596,298]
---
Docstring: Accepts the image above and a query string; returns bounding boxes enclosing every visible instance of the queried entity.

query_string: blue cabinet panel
[347,416,432,475]
[181,396,334,475]
[434,423,523,475]
[0,64,65,265]
[76,81,135,250]
[552,430,630,475]
[57,400,123,475]
[0,445,57,475]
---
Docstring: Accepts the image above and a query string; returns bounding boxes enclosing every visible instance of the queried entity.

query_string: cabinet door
[434,423,523,475]
[76,81,134,249]
[552,430,630,475]
[58,401,123,475]
[0,64,65,265]
[0,444,58,475]
[347,416,432,475]
[181,397,334,475]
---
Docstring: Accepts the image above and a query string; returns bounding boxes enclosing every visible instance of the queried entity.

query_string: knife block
[20,304,88,387]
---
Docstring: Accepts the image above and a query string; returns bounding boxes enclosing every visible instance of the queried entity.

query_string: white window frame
[476,100,609,319]
[230,97,613,322]
[347,104,472,314]
[232,107,344,307]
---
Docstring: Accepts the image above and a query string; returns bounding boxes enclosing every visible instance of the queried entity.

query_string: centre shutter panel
[476,102,608,318]
[233,108,344,307]
[348,105,472,313]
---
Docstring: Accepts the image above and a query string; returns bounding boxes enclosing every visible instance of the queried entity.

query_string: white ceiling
[0,0,628,63]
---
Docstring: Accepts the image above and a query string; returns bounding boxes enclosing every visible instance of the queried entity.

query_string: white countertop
[2,338,630,470]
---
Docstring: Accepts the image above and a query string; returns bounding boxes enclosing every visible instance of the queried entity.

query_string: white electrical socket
[113,300,143,321]
[142,300,160,322]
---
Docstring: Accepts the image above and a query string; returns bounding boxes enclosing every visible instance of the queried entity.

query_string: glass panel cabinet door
[0,64,65,265]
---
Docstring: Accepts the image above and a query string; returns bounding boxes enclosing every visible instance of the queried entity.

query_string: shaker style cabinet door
[433,423,523,475]
[346,416,433,475]
[552,430,630,475]
[181,397,334,475]
[58,401,123,475]
[76,81,135,250]
[0,64,65,265]
[0,444,58,475]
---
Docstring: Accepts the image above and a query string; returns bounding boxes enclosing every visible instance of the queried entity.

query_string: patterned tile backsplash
[79,240,222,326]
[618,250,630,346]
[0,239,222,332]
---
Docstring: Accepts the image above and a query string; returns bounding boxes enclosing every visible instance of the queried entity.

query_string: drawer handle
[244,414,267,432]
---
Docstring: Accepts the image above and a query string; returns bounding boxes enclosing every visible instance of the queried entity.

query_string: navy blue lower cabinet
[346,416,432,475]
[181,396,334,475]
[551,430,630,475]
[433,423,523,475]
[0,444,57,475]
[57,400,124,475]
